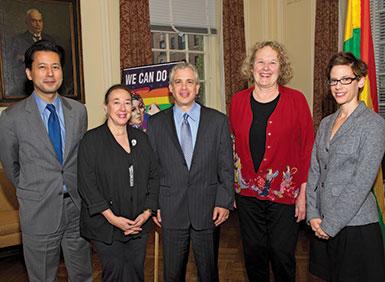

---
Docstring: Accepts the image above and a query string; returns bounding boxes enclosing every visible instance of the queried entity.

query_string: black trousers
[236,195,299,282]
[93,233,148,282]
[327,223,385,282]
[162,227,218,282]
[309,235,329,280]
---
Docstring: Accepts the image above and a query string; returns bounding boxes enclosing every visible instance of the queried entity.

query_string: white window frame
[151,31,207,103]
[151,29,225,112]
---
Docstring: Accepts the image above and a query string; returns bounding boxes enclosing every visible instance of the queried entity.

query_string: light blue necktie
[46,104,63,164]
[180,113,193,169]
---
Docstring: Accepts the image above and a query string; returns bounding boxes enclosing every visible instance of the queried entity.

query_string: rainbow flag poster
[122,61,182,130]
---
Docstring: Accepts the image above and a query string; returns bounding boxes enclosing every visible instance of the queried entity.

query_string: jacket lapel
[164,108,185,158]
[191,106,207,164]
[61,97,74,162]
[330,103,365,145]
[24,95,57,158]
[324,111,338,148]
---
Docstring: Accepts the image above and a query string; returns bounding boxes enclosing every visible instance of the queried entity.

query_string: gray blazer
[147,105,234,230]
[0,95,87,235]
[307,102,385,237]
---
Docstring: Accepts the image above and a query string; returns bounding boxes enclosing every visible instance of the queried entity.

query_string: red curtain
[120,0,153,69]
[223,0,248,113]
[312,0,339,129]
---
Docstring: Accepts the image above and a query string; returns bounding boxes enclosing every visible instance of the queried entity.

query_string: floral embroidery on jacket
[234,152,248,193]
[273,166,298,198]
[234,157,299,201]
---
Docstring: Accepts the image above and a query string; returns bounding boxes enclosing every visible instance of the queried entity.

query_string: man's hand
[212,207,229,226]
[152,209,162,228]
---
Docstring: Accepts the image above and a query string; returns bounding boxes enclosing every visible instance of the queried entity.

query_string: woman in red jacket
[230,41,314,282]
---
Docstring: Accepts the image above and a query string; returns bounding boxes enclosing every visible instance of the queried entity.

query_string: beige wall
[81,0,120,129]
[243,0,316,110]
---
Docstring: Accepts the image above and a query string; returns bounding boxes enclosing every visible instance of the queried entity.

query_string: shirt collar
[33,92,61,115]
[173,102,200,123]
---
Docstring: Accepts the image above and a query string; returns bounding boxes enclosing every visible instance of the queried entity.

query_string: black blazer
[78,123,159,243]
[147,105,234,230]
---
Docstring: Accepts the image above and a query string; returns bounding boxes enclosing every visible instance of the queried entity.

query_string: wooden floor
[0,211,325,282]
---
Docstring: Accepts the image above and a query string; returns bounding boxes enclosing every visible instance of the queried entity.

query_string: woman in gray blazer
[307,52,385,281]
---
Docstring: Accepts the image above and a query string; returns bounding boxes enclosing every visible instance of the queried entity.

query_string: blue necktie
[180,113,193,169]
[46,104,63,164]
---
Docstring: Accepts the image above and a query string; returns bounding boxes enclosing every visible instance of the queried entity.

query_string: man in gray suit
[0,40,92,281]
[147,62,234,281]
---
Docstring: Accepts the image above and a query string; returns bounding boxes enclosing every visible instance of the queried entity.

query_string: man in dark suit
[0,40,92,281]
[147,62,234,281]
[4,8,55,97]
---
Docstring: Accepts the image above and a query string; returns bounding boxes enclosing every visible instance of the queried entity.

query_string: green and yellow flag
[344,0,385,244]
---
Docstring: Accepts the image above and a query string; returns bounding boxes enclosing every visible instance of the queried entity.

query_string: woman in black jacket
[78,84,159,282]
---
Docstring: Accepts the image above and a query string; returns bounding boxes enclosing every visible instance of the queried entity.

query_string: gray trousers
[22,196,92,282]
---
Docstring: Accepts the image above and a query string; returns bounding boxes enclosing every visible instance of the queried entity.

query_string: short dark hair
[104,84,132,105]
[326,52,368,80]
[24,40,65,70]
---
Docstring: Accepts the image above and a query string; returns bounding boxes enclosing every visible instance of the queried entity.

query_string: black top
[78,123,159,244]
[249,93,280,172]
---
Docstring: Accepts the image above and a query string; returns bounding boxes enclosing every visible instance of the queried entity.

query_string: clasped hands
[104,209,152,236]
[309,218,330,240]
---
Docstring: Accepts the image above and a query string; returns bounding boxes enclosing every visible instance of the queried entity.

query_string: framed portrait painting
[0,0,84,105]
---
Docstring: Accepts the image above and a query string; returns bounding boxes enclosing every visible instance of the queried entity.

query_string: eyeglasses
[328,76,358,86]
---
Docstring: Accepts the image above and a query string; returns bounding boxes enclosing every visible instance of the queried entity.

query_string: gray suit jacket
[306,102,385,237]
[0,95,87,235]
[147,105,234,230]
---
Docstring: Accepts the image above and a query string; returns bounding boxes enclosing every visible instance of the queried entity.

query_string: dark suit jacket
[78,124,159,244]
[0,94,87,235]
[147,105,234,230]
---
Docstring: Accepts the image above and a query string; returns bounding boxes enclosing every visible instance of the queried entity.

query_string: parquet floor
[0,211,325,282]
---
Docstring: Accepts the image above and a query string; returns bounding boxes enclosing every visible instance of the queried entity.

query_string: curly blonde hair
[241,41,293,86]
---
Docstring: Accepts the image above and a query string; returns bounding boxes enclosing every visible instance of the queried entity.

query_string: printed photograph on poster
[0,0,84,105]
[122,61,182,131]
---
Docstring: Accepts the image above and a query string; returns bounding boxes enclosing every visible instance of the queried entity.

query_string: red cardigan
[229,85,314,204]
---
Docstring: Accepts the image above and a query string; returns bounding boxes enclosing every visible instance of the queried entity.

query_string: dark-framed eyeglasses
[328,76,358,86]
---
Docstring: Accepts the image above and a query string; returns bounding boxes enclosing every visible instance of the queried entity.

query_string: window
[370,0,385,118]
[148,1,225,112]
[151,31,206,104]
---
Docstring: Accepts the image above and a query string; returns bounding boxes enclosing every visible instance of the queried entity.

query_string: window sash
[149,0,217,35]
